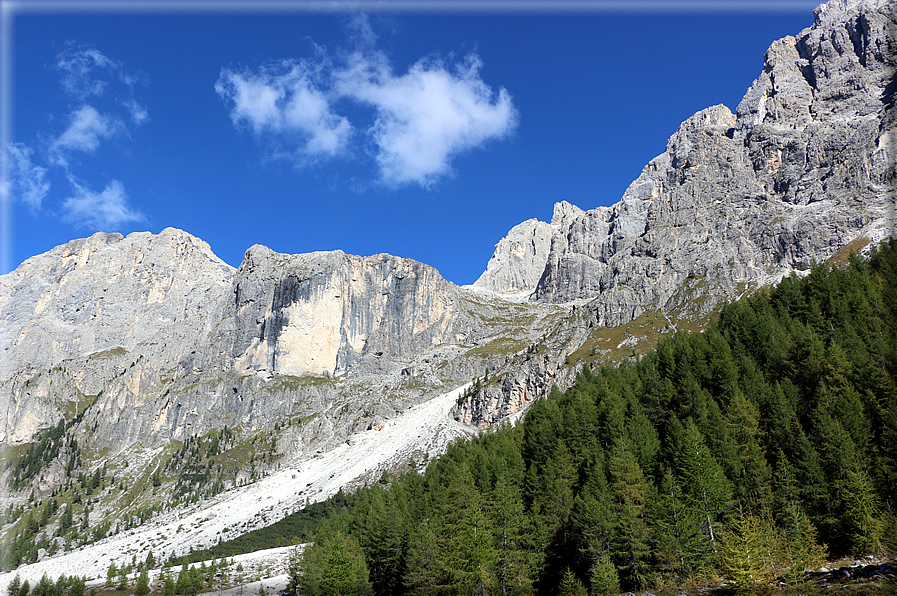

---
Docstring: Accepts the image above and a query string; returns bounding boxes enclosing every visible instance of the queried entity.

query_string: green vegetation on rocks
[282,240,897,595]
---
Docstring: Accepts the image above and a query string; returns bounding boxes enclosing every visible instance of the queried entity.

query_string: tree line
[288,240,897,595]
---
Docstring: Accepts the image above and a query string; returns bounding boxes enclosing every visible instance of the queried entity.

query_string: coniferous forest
[287,240,897,596]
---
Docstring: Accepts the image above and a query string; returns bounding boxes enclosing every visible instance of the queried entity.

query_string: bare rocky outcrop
[481,0,895,329]
[0,228,560,496]
[473,218,557,295]
[0,228,234,384]
[458,0,896,426]
[224,246,474,379]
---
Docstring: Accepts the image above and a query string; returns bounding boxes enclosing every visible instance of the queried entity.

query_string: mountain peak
[479,0,893,318]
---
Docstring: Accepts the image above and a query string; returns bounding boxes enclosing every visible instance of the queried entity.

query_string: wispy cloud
[61,178,144,229]
[8,143,50,210]
[56,46,116,100]
[216,61,352,160]
[125,99,149,125]
[56,44,150,123]
[50,105,125,165]
[9,44,149,232]
[216,16,517,188]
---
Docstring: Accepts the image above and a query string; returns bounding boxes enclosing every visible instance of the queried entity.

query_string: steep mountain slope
[478,0,895,327]
[0,0,894,585]
[0,228,569,510]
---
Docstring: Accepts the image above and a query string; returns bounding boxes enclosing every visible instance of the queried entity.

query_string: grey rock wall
[0,227,552,487]
[222,245,475,380]
[481,0,895,328]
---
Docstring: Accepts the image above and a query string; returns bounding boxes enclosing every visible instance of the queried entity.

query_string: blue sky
[2,1,816,284]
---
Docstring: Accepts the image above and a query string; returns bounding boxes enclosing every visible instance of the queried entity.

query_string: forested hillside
[289,240,897,595]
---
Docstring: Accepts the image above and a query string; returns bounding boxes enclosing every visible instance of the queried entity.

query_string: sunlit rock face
[227,246,471,378]
[481,0,895,327]
[0,228,236,444]
[0,229,486,454]
[0,228,235,382]
[1,0,893,495]
[473,218,556,294]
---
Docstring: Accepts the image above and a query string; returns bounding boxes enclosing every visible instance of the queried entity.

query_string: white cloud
[216,62,352,159]
[217,20,517,187]
[7,143,51,209]
[126,99,150,125]
[61,178,144,229]
[56,45,150,127]
[12,44,149,231]
[51,105,125,165]
[56,46,116,100]
[337,52,517,187]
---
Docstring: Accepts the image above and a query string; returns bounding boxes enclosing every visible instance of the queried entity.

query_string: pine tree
[355,486,407,596]
[775,507,827,586]
[32,574,53,596]
[298,512,370,596]
[571,460,614,579]
[286,545,302,596]
[107,562,118,588]
[319,532,371,596]
[60,505,74,532]
[117,565,129,591]
[651,467,707,577]
[718,511,774,595]
[404,519,445,596]
[559,568,588,596]
[724,391,772,508]
[7,575,22,596]
[544,440,577,536]
[489,471,534,596]
[588,552,619,596]
[160,569,175,596]
[135,569,150,596]
[675,418,732,552]
[69,576,85,596]
[607,439,653,591]
[840,466,883,554]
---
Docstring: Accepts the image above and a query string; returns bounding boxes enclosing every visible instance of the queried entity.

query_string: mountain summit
[0,0,894,583]
[479,0,894,327]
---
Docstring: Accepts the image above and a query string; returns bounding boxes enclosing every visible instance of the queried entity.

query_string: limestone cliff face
[481,0,895,326]
[223,245,472,379]
[0,229,235,444]
[0,230,497,459]
[0,228,234,383]
[473,218,556,295]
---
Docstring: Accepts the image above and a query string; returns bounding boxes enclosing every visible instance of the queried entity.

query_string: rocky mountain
[0,228,567,454]
[478,0,895,328]
[0,0,894,582]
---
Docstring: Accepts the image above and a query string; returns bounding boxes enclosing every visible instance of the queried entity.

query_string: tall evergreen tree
[650,467,706,577]
[606,439,653,591]
[840,466,883,554]
[440,464,496,595]
[489,471,534,596]
[674,419,732,552]
[718,511,773,595]
[404,519,445,596]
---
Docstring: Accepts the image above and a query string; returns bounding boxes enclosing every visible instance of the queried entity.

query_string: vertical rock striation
[223,246,473,379]
[0,230,490,457]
